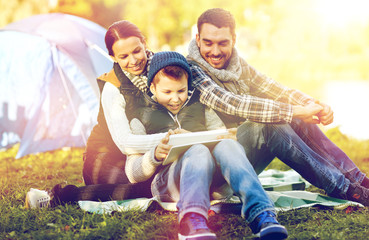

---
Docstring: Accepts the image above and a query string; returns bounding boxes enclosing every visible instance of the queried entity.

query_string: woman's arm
[101,82,166,155]
[125,148,161,183]
[125,122,174,183]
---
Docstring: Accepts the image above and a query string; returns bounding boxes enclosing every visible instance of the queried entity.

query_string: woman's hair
[105,20,146,56]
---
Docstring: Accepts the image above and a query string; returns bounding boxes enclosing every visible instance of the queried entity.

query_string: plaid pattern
[191,64,313,124]
[187,38,315,124]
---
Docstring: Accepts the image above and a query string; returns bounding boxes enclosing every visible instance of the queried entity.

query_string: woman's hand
[173,128,190,134]
[217,128,237,141]
[154,130,174,162]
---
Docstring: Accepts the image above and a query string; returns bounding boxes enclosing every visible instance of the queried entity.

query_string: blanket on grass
[78,169,362,214]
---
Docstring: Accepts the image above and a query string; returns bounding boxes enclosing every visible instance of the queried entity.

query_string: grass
[1,128,369,239]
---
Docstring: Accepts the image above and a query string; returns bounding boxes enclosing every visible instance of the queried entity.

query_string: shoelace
[353,185,369,200]
[361,187,369,198]
[37,196,50,208]
[187,213,209,231]
[255,211,278,231]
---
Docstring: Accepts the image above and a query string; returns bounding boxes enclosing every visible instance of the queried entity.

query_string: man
[187,8,369,206]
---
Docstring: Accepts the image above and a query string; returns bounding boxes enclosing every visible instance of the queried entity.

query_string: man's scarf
[188,39,243,83]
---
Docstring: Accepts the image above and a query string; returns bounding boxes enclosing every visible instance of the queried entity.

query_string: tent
[0,13,113,158]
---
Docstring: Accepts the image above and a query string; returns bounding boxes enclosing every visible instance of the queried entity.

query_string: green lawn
[1,128,369,239]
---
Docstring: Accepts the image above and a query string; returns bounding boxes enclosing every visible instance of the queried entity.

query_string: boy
[126,51,288,240]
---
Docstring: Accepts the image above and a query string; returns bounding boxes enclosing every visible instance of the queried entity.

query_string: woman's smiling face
[112,36,147,75]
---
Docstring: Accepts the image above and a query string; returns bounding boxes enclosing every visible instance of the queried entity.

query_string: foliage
[1,0,368,95]
[1,128,369,239]
[0,0,50,27]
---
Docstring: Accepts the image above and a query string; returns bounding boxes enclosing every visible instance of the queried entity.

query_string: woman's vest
[85,67,122,155]
[86,62,207,155]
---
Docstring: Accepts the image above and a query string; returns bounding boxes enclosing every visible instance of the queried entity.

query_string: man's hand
[293,102,323,124]
[154,130,174,162]
[315,100,334,126]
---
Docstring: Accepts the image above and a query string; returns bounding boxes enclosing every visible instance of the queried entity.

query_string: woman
[83,20,166,185]
[26,20,165,207]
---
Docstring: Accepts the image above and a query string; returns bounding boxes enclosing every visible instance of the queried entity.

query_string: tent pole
[51,44,87,145]
[84,39,114,62]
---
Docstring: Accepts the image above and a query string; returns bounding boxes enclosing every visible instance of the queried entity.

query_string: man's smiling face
[196,23,235,69]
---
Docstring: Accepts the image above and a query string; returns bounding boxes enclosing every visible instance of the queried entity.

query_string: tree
[0,0,50,27]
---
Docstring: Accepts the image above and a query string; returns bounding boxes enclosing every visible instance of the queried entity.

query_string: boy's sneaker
[25,188,52,209]
[178,212,217,240]
[347,183,369,206]
[250,211,288,240]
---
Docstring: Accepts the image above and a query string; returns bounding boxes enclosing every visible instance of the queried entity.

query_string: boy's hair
[147,51,193,90]
[197,8,236,38]
[152,66,188,85]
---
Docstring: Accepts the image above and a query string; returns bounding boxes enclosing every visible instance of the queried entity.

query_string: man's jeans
[151,139,275,223]
[237,119,366,198]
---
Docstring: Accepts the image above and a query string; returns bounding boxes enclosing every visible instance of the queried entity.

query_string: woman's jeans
[151,139,275,224]
[237,119,366,198]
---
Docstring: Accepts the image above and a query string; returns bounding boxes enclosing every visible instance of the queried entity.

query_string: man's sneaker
[178,212,217,240]
[250,211,288,240]
[25,188,52,209]
[347,183,369,206]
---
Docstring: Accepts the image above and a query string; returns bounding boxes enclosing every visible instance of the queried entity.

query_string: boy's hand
[155,130,174,162]
[217,128,237,141]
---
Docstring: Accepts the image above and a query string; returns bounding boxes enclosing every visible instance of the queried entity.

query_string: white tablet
[162,129,229,165]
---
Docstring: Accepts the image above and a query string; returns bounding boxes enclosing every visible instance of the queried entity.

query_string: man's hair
[197,8,236,37]
[152,66,188,85]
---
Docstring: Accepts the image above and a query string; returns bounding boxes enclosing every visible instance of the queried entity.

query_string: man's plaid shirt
[191,64,314,124]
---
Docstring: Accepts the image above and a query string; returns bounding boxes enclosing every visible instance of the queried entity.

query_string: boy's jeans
[237,119,366,198]
[151,139,275,223]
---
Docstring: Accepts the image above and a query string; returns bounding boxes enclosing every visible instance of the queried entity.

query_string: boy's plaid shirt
[190,64,314,124]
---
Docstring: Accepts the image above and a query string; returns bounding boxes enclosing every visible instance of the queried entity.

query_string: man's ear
[196,33,200,48]
[150,84,156,95]
[232,34,236,48]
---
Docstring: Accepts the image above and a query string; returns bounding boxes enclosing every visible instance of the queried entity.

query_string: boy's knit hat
[147,51,193,88]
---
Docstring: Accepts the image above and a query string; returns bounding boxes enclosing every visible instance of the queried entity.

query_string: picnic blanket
[79,169,362,214]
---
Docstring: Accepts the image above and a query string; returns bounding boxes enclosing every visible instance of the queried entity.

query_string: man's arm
[191,65,294,123]
[244,62,315,107]
[245,64,334,125]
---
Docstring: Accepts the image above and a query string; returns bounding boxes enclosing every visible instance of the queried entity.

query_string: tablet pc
[162,129,229,165]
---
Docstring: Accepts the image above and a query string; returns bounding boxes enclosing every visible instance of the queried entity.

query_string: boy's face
[196,23,235,69]
[112,36,147,75]
[150,74,188,115]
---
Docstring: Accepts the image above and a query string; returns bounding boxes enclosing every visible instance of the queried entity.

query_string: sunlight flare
[314,0,369,28]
